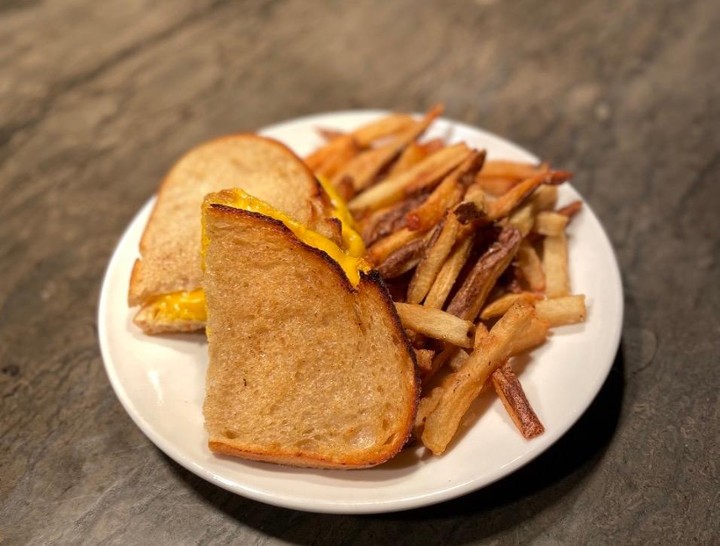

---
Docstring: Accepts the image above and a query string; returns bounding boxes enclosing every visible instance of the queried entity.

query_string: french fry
[312,136,361,179]
[480,292,541,320]
[395,303,475,348]
[351,113,416,147]
[478,160,549,180]
[424,235,474,309]
[446,226,523,321]
[422,301,548,454]
[407,214,462,304]
[376,237,425,278]
[348,143,471,212]
[305,135,355,172]
[516,240,545,292]
[506,202,535,236]
[360,192,428,246]
[533,211,569,237]
[405,150,486,232]
[475,176,518,197]
[530,184,559,212]
[366,227,424,265]
[543,231,570,297]
[491,362,545,439]
[486,171,572,220]
[556,200,583,221]
[535,295,586,326]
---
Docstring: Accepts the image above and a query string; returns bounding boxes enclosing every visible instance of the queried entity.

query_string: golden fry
[491,362,545,439]
[535,295,586,326]
[424,235,474,309]
[395,303,475,348]
[348,143,471,212]
[543,231,570,297]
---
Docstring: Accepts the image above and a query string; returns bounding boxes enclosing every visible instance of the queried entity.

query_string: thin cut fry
[480,292,541,320]
[407,214,461,304]
[424,235,474,309]
[533,211,569,237]
[543,231,570,297]
[366,227,424,265]
[376,237,425,279]
[395,303,475,348]
[479,160,549,180]
[530,185,558,212]
[487,171,572,220]
[535,295,586,326]
[405,150,486,232]
[313,136,361,179]
[475,176,517,197]
[351,113,416,147]
[516,240,545,292]
[348,143,471,212]
[491,362,545,439]
[556,200,583,222]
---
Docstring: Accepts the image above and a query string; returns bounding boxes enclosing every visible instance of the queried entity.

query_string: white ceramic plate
[98,111,623,514]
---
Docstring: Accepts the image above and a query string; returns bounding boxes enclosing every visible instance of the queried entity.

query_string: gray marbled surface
[1,0,718,544]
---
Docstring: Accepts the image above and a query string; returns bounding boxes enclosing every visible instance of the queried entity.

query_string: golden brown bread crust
[128,134,331,332]
[202,204,418,469]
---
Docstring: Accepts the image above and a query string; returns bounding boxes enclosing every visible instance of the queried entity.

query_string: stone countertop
[1,1,718,544]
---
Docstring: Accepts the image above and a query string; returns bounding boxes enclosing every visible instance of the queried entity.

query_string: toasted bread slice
[129,134,331,334]
[202,198,418,469]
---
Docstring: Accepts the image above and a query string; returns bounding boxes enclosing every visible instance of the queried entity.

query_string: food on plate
[127,134,340,334]
[129,107,589,464]
[201,189,418,468]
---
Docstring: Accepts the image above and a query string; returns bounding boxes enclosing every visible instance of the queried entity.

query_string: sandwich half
[201,189,419,468]
[128,134,336,334]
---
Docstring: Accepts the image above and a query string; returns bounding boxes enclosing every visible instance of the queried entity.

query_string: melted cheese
[316,175,366,258]
[209,188,370,285]
[145,289,207,323]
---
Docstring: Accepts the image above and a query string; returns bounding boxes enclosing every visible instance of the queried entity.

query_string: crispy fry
[491,362,545,439]
[422,301,548,454]
[360,192,428,247]
[366,227,424,265]
[506,202,535,236]
[478,160,549,180]
[351,113,416,147]
[475,176,518,197]
[316,127,345,141]
[405,150,486,232]
[533,211,569,237]
[535,295,586,326]
[480,292,541,320]
[348,143,471,212]
[312,135,361,179]
[395,303,475,348]
[486,171,572,220]
[423,234,474,310]
[543,232,570,297]
[530,184,559,212]
[446,226,523,321]
[516,240,545,292]
[556,200,583,222]
[388,142,429,176]
[376,237,425,278]
[407,214,462,304]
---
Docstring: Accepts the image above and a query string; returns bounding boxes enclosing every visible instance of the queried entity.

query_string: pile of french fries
[306,106,587,455]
